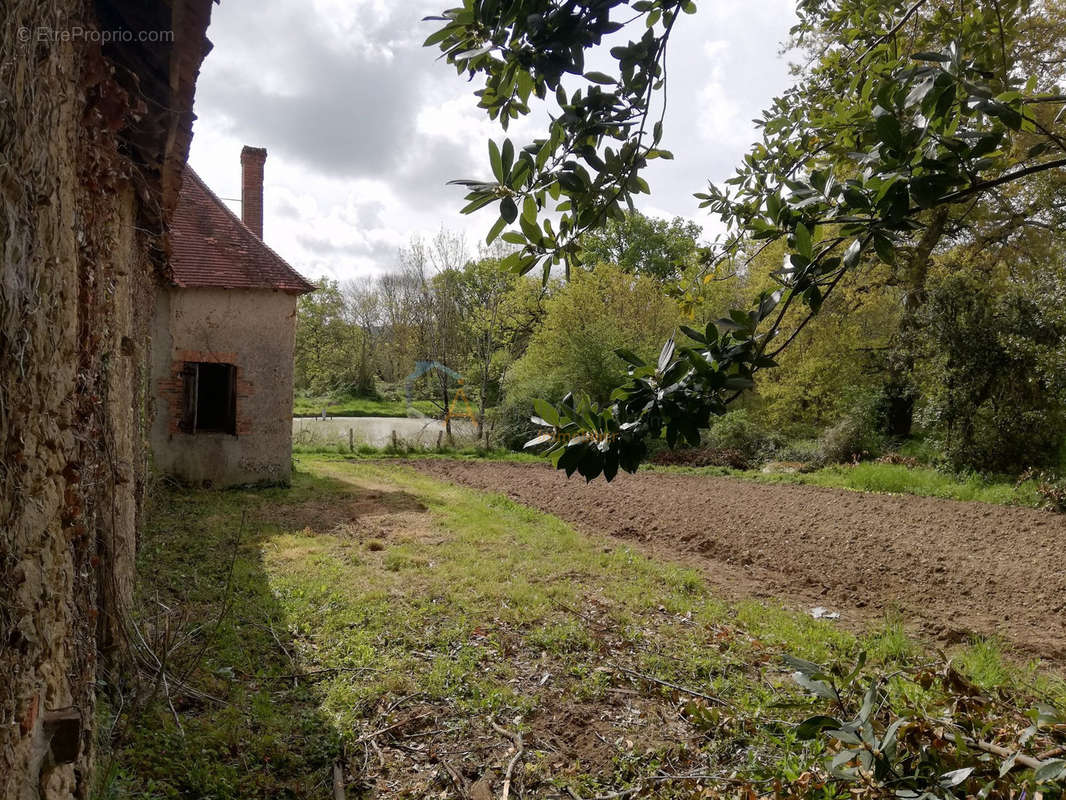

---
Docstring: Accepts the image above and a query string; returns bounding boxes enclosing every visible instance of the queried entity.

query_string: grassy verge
[293,392,439,418]
[291,444,1047,510]
[646,461,1043,507]
[97,456,1065,799]
[291,439,543,463]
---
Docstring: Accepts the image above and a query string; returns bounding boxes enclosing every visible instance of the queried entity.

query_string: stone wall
[150,287,300,486]
[0,0,210,795]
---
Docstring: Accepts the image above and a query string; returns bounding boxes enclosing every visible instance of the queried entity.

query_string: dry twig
[490,718,525,800]
[610,663,737,710]
[332,760,346,800]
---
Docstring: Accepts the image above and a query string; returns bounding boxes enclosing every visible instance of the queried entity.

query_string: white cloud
[187,0,799,281]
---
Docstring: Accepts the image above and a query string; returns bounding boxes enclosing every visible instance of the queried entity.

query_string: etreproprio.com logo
[403,361,477,423]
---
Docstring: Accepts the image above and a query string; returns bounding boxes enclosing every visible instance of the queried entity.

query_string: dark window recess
[180,362,237,434]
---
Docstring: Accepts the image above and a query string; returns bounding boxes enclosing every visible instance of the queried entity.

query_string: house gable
[168,167,315,293]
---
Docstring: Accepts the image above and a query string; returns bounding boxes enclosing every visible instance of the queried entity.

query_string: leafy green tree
[502,263,678,446]
[454,256,545,441]
[428,0,1066,480]
[911,262,1066,473]
[578,211,702,282]
[294,279,366,395]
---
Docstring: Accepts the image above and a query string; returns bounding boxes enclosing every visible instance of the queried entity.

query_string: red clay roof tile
[168,167,315,294]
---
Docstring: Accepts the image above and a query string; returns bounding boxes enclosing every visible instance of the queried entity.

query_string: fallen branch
[610,663,737,710]
[439,757,469,796]
[490,719,525,800]
[241,665,379,683]
[1038,745,1066,761]
[332,760,346,800]
[944,731,1045,771]
[355,711,433,745]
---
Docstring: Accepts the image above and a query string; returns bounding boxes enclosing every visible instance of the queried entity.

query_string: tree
[399,235,470,435]
[507,263,679,402]
[502,262,678,447]
[454,255,545,441]
[427,0,1066,480]
[294,279,364,395]
[578,211,702,282]
[910,252,1066,473]
[343,277,382,397]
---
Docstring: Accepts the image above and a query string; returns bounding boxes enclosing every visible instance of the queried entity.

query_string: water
[293,416,478,449]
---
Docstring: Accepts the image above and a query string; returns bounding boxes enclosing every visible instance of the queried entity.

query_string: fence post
[348,428,354,453]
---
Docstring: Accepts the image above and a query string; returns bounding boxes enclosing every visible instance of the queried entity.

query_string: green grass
[291,439,544,463]
[97,456,1065,799]
[317,445,1043,509]
[646,460,1043,507]
[293,392,438,418]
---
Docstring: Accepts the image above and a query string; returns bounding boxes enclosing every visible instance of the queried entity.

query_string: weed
[100,456,1065,799]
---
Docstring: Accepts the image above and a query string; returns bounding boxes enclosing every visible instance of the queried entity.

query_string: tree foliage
[913,267,1066,473]
[427,0,1066,481]
[505,262,679,408]
[295,279,371,395]
[578,211,703,281]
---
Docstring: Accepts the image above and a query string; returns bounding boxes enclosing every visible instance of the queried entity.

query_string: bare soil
[408,460,1066,661]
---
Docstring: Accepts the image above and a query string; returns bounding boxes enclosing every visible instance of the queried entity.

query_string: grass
[291,437,543,463]
[293,391,438,418]
[645,460,1043,507]
[96,456,1066,799]
[296,444,1045,510]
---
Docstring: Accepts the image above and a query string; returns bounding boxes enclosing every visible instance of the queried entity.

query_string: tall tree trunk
[440,374,452,439]
[887,206,951,437]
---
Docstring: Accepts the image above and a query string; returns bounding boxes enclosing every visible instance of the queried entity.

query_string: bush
[816,394,885,464]
[704,409,782,462]
[490,398,541,451]
[503,263,679,405]
[912,271,1066,474]
[1019,470,1066,513]
[649,447,751,470]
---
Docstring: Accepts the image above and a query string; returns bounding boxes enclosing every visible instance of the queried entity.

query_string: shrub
[648,447,751,470]
[503,263,678,404]
[816,394,885,464]
[912,271,1066,474]
[1019,469,1066,513]
[704,409,782,462]
[491,397,541,451]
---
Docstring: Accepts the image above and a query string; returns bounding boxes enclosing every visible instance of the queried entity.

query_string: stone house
[151,148,314,487]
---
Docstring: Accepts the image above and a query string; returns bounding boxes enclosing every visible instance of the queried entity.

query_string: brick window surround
[157,350,253,436]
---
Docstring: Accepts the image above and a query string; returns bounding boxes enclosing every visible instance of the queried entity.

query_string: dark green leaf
[486,215,507,245]
[614,349,647,367]
[795,715,843,740]
[489,140,504,182]
[501,197,518,224]
[679,325,706,344]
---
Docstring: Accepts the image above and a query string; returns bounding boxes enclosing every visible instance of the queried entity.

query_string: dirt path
[408,460,1066,661]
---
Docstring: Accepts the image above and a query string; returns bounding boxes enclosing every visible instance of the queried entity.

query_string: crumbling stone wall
[0,0,210,796]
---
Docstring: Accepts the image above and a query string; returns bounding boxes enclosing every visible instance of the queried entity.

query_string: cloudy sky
[187,0,799,283]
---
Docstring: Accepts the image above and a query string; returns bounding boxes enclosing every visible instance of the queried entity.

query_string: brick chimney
[240,145,267,239]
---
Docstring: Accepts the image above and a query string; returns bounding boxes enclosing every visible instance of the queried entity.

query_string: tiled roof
[168,167,315,294]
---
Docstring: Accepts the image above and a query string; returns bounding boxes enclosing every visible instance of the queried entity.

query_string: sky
[187,0,800,283]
